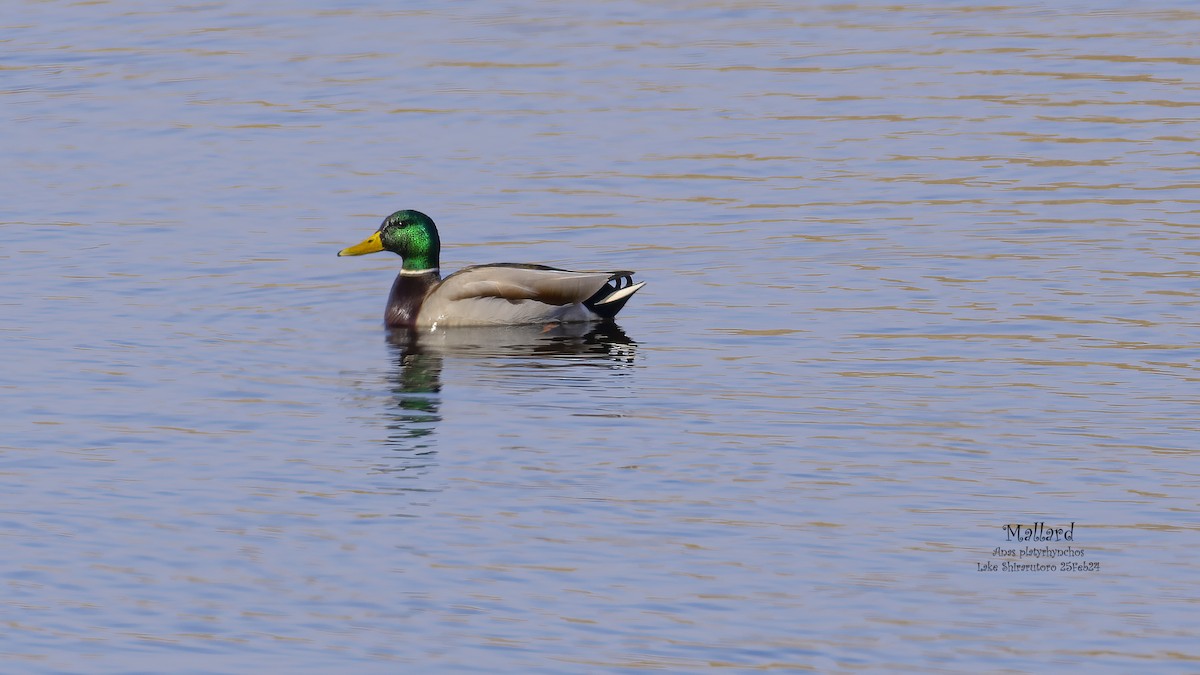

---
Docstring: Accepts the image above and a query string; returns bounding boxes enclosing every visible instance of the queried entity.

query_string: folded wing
[444,265,618,305]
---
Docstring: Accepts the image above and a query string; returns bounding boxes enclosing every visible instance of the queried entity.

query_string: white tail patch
[594,280,646,305]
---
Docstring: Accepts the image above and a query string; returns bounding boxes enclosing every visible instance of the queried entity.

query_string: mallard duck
[338,210,646,330]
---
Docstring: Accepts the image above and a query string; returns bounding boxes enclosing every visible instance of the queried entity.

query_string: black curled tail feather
[583,271,643,319]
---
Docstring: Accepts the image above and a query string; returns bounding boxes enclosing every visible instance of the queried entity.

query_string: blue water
[3,1,1199,671]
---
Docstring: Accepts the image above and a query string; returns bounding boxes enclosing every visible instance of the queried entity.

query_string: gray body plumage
[389,264,646,329]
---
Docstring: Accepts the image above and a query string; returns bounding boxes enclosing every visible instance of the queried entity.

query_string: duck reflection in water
[386,320,637,364]
[382,321,637,437]
[382,334,441,452]
[371,322,638,494]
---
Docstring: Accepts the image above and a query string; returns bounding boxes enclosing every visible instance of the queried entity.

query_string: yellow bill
[338,231,384,257]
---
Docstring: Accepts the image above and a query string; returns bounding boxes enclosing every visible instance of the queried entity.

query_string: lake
[3,1,1199,672]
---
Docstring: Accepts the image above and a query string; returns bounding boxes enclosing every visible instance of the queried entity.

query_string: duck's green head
[338,209,441,271]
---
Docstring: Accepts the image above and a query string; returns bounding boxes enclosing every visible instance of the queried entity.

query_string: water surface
[3,1,1199,672]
